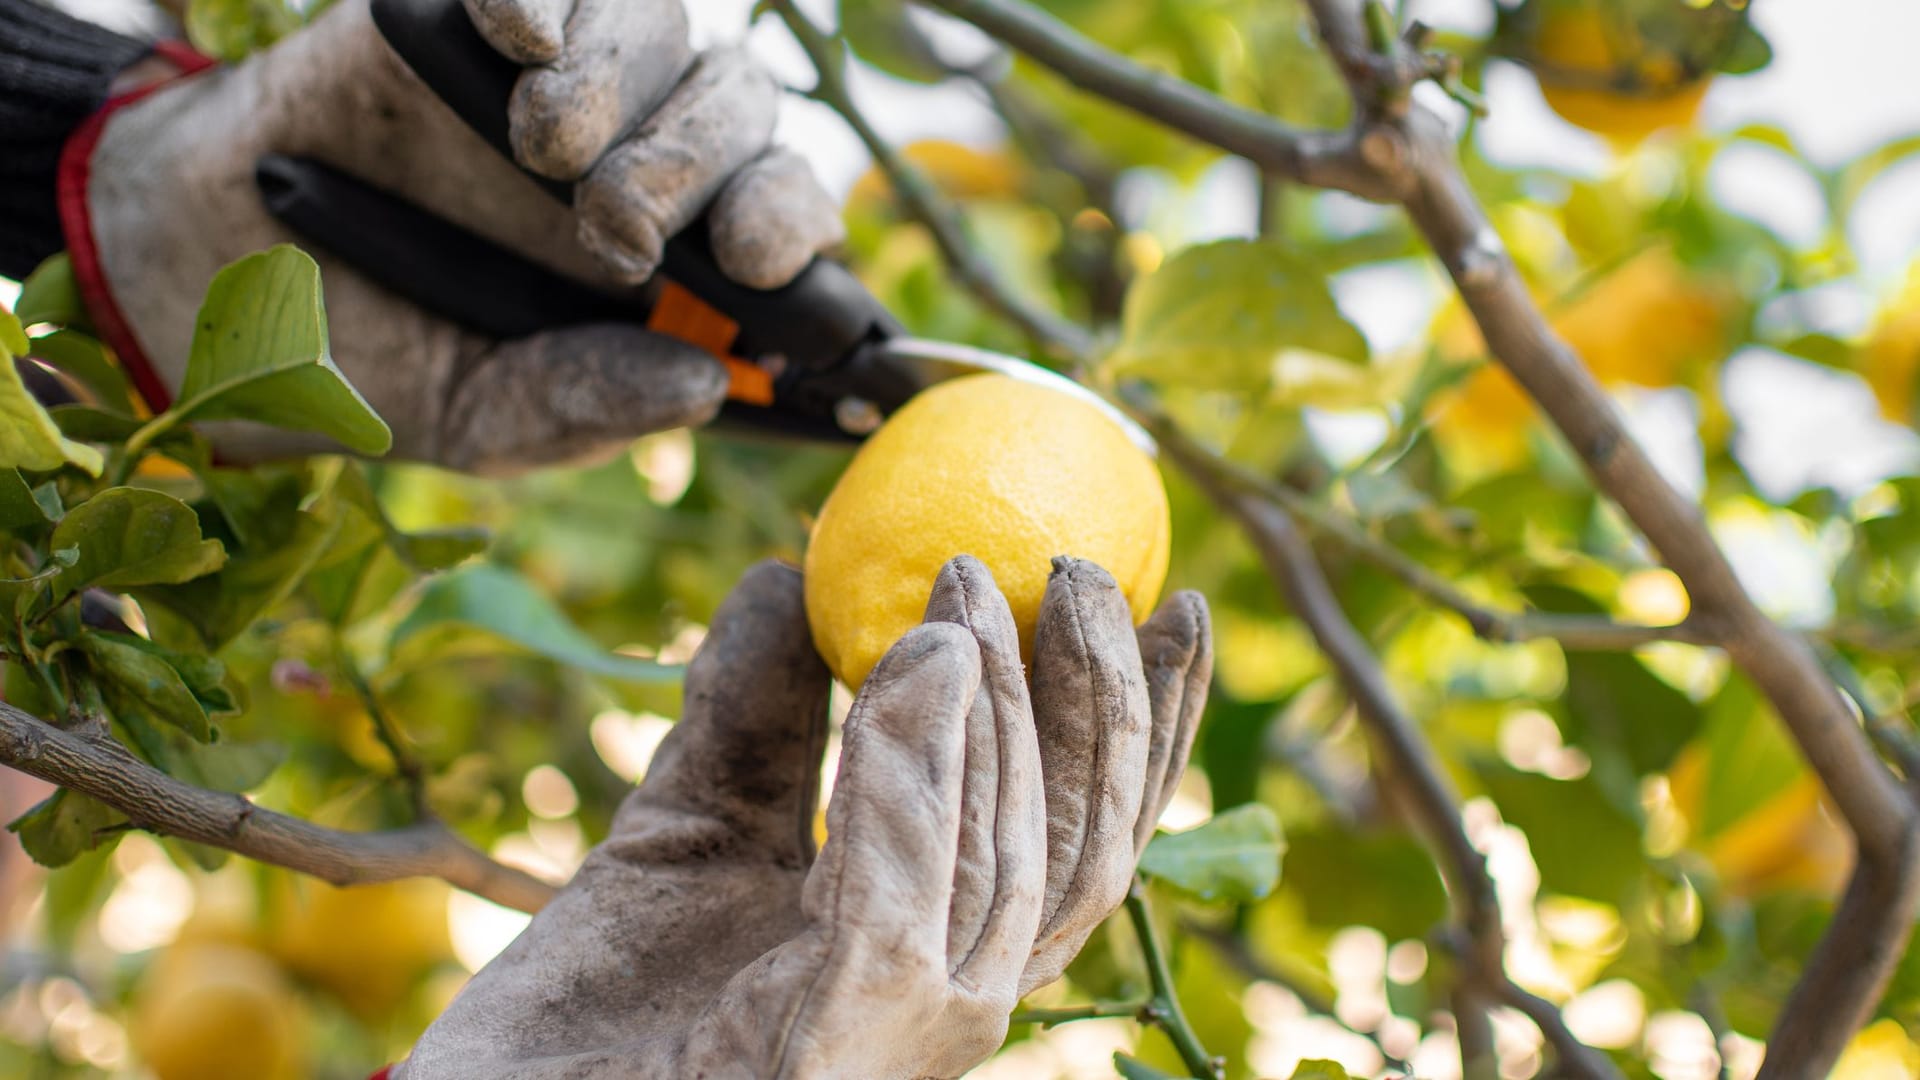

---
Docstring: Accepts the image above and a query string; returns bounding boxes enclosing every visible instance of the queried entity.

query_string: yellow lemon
[1428,247,1729,464]
[130,942,305,1080]
[1863,266,1920,424]
[1532,5,1710,145]
[267,875,453,1019]
[805,374,1169,690]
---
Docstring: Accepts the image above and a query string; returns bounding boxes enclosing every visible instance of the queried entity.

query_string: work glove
[394,554,1211,1079]
[77,0,843,471]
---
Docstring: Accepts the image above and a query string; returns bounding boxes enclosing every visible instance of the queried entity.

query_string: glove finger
[616,561,831,862]
[922,557,1047,995]
[436,322,727,474]
[1019,557,1152,996]
[802,623,980,977]
[510,0,692,179]
[577,48,779,284]
[463,0,571,65]
[709,147,848,290]
[1131,591,1212,853]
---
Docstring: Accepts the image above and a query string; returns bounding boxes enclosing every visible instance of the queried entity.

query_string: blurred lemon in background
[268,876,453,1019]
[1429,247,1731,465]
[130,942,305,1080]
[1529,3,1712,145]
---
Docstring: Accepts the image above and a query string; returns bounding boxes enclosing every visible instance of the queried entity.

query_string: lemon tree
[11,1,1920,1079]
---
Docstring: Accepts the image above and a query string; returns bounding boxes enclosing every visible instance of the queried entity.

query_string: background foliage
[6,0,1920,1077]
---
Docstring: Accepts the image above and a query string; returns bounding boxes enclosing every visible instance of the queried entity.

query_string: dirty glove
[72,0,843,470]
[395,554,1211,1079]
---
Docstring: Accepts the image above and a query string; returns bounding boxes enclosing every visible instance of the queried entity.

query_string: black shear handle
[368,0,896,387]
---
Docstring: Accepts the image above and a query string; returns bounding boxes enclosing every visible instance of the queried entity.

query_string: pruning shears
[255,0,1152,455]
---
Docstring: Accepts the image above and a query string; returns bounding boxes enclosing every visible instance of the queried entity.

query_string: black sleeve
[0,0,151,280]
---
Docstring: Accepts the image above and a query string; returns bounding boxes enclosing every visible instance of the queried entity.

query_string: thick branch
[0,700,557,914]
[1394,128,1914,863]
[919,0,1397,201]
[1160,430,1617,1080]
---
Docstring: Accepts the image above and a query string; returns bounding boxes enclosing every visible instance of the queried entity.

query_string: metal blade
[872,337,1157,457]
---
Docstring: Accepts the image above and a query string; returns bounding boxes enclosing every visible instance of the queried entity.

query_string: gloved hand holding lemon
[805,373,1172,690]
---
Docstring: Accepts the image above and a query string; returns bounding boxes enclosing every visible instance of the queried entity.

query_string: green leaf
[31,331,132,414]
[1716,19,1772,75]
[0,549,75,619]
[1475,760,1645,905]
[8,789,126,868]
[0,468,57,535]
[1283,828,1448,940]
[0,309,104,475]
[1198,697,1277,812]
[1113,1053,1178,1080]
[1109,239,1369,396]
[48,487,226,606]
[16,253,85,327]
[85,630,239,718]
[80,632,211,741]
[169,246,390,454]
[1289,1062,1362,1080]
[138,506,338,649]
[116,709,280,792]
[185,0,300,62]
[52,405,148,443]
[391,563,681,683]
[333,462,486,572]
[1139,803,1284,902]
[1834,133,1920,217]
[840,0,945,84]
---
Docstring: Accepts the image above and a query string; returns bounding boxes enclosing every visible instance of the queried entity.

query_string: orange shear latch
[645,280,775,406]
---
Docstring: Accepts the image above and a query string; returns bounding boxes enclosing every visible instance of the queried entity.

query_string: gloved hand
[394,554,1210,1079]
[79,0,843,471]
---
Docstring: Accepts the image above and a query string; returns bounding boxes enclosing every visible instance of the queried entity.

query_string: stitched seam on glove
[55,41,217,416]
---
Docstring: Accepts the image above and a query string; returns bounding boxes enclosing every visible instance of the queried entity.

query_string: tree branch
[1158,423,1616,1080]
[771,0,1093,361]
[1140,413,1709,650]
[0,699,557,914]
[1127,878,1221,1079]
[1293,2,1920,1074]
[919,0,1399,202]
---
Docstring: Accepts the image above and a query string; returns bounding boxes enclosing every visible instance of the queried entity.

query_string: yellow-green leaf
[48,487,226,605]
[0,308,103,475]
[1138,803,1284,902]
[1110,239,1369,397]
[172,246,391,455]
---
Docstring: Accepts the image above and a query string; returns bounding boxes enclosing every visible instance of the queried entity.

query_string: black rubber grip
[367,0,897,380]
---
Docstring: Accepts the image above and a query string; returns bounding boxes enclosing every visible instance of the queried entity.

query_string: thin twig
[1139,412,1708,650]
[1126,878,1221,1080]
[1010,1000,1150,1029]
[333,636,428,814]
[0,699,557,913]
[770,0,1092,361]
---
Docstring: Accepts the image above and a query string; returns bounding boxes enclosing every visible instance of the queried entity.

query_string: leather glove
[78,0,843,471]
[394,554,1211,1079]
